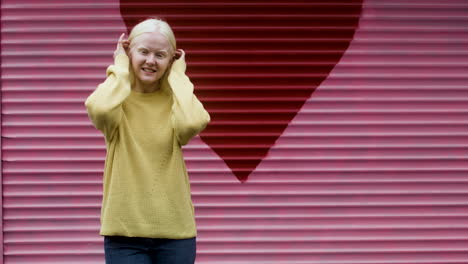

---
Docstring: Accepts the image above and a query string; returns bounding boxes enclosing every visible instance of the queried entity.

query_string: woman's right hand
[113,33,129,59]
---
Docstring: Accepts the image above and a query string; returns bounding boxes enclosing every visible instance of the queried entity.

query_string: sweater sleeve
[84,53,131,142]
[167,52,211,146]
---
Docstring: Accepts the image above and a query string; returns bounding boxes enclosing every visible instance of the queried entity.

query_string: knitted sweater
[84,52,210,239]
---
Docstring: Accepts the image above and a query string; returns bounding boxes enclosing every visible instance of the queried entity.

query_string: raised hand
[113,33,130,59]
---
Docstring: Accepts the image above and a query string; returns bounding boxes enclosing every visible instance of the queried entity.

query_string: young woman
[85,18,210,264]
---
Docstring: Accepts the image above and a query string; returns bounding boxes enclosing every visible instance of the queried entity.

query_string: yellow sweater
[84,52,210,239]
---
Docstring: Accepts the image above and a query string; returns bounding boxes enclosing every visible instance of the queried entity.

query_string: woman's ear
[168,56,176,68]
[122,40,130,56]
[174,49,182,60]
[168,49,180,68]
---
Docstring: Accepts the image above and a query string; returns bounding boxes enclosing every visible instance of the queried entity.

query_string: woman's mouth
[142,67,156,73]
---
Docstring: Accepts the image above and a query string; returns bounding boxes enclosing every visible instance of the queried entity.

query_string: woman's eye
[140,50,148,55]
[156,54,164,58]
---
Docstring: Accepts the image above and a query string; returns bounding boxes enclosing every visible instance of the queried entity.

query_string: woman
[85,18,210,264]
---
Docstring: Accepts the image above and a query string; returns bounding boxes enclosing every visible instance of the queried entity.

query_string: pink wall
[1,0,468,263]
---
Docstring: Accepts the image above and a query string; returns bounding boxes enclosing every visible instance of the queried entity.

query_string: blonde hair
[128,18,177,53]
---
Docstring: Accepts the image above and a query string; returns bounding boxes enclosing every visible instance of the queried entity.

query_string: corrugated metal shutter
[2,0,468,263]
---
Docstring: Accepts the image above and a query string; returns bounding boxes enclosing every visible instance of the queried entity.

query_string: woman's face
[128,31,174,87]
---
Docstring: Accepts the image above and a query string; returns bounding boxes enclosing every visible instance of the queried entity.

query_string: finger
[117,33,125,48]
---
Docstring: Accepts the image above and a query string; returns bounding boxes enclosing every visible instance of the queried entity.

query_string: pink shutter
[2,0,468,263]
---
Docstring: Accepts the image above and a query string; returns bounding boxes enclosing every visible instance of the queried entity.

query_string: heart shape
[120,1,363,182]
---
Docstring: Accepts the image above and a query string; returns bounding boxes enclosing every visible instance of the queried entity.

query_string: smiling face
[128,31,174,91]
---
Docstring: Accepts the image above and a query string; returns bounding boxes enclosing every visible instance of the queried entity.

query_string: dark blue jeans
[104,236,196,264]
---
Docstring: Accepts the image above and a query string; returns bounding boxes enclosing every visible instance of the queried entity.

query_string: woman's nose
[145,54,156,64]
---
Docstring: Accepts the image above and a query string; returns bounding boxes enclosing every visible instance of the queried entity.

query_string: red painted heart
[120,1,363,182]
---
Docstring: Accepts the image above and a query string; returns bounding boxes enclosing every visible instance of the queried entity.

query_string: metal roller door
[1,0,468,263]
